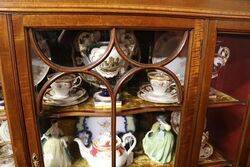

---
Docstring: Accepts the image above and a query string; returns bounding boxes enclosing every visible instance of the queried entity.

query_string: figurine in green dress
[142,115,175,164]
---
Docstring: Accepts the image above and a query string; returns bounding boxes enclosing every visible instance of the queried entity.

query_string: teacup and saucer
[137,71,178,103]
[43,74,89,106]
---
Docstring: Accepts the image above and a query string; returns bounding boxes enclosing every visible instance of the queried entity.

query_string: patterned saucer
[199,142,214,161]
[43,89,89,107]
[137,84,178,104]
[44,88,86,102]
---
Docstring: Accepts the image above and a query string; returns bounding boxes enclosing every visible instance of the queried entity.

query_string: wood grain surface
[0,0,250,19]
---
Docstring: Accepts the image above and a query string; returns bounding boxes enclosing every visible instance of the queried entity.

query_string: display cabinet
[0,1,249,167]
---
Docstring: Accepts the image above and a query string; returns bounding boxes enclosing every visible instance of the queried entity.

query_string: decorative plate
[73,30,140,87]
[32,32,51,86]
[152,32,187,84]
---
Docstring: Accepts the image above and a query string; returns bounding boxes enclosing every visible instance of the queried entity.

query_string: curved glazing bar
[114,29,188,68]
[36,70,113,116]
[29,28,115,73]
[28,28,189,167]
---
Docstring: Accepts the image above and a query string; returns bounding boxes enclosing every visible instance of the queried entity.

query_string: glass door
[197,31,250,166]
[13,14,206,167]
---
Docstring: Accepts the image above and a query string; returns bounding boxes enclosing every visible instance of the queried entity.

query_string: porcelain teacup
[148,71,170,96]
[49,74,82,99]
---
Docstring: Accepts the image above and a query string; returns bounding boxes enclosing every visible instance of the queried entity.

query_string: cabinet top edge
[0,1,250,20]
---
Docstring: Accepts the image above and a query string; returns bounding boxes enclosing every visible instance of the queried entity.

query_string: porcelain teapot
[74,132,136,167]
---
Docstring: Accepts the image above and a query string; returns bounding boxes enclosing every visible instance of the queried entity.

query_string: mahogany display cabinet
[0,1,249,167]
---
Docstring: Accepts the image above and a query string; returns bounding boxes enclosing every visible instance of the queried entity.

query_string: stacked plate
[43,88,89,107]
[0,121,14,167]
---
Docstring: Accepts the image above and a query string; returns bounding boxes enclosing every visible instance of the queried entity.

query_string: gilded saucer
[44,88,86,102]
[43,89,89,107]
[137,84,178,104]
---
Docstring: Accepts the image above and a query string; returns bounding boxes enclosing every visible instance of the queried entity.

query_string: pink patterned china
[49,74,82,99]
[74,132,136,167]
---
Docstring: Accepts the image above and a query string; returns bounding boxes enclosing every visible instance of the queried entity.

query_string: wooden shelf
[129,151,174,167]
[198,148,231,167]
[42,88,245,118]
[43,91,181,118]
[71,153,174,167]
[208,88,246,108]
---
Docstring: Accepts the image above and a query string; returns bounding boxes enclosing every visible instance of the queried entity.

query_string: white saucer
[137,84,178,104]
[43,89,89,107]
[44,88,86,102]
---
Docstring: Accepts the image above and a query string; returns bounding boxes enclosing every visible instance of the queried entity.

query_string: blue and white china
[76,116,135,146]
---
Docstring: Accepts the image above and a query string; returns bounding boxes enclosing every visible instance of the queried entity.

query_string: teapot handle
[122,132,136,154]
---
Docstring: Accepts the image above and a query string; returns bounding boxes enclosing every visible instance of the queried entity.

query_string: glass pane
[199,33,250,166]
[39,116,113,166]
[116,30,188,85]
[29,28,191,166]
[117,112,179,166]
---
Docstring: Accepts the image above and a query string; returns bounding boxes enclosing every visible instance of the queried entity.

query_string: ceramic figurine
[41,122,71,167]
[142,115,174,164]
[74,132,136,167]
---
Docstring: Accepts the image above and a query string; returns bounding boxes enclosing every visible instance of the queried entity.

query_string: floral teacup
[148,71,171,96]
[49,74,82,99]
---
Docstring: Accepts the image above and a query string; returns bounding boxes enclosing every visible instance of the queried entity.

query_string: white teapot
[74,132,136,167]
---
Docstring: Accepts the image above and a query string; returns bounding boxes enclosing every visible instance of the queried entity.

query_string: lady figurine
[142,115,174,164]
[41,122,72,167]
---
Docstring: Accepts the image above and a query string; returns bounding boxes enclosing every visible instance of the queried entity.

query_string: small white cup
[148,71,170,96]
[49,74,82,99]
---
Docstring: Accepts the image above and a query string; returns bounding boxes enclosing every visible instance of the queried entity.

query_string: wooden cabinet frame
[0,7,249,167]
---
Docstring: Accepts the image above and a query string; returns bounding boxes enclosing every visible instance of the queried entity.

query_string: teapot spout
[74,138,91,160]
